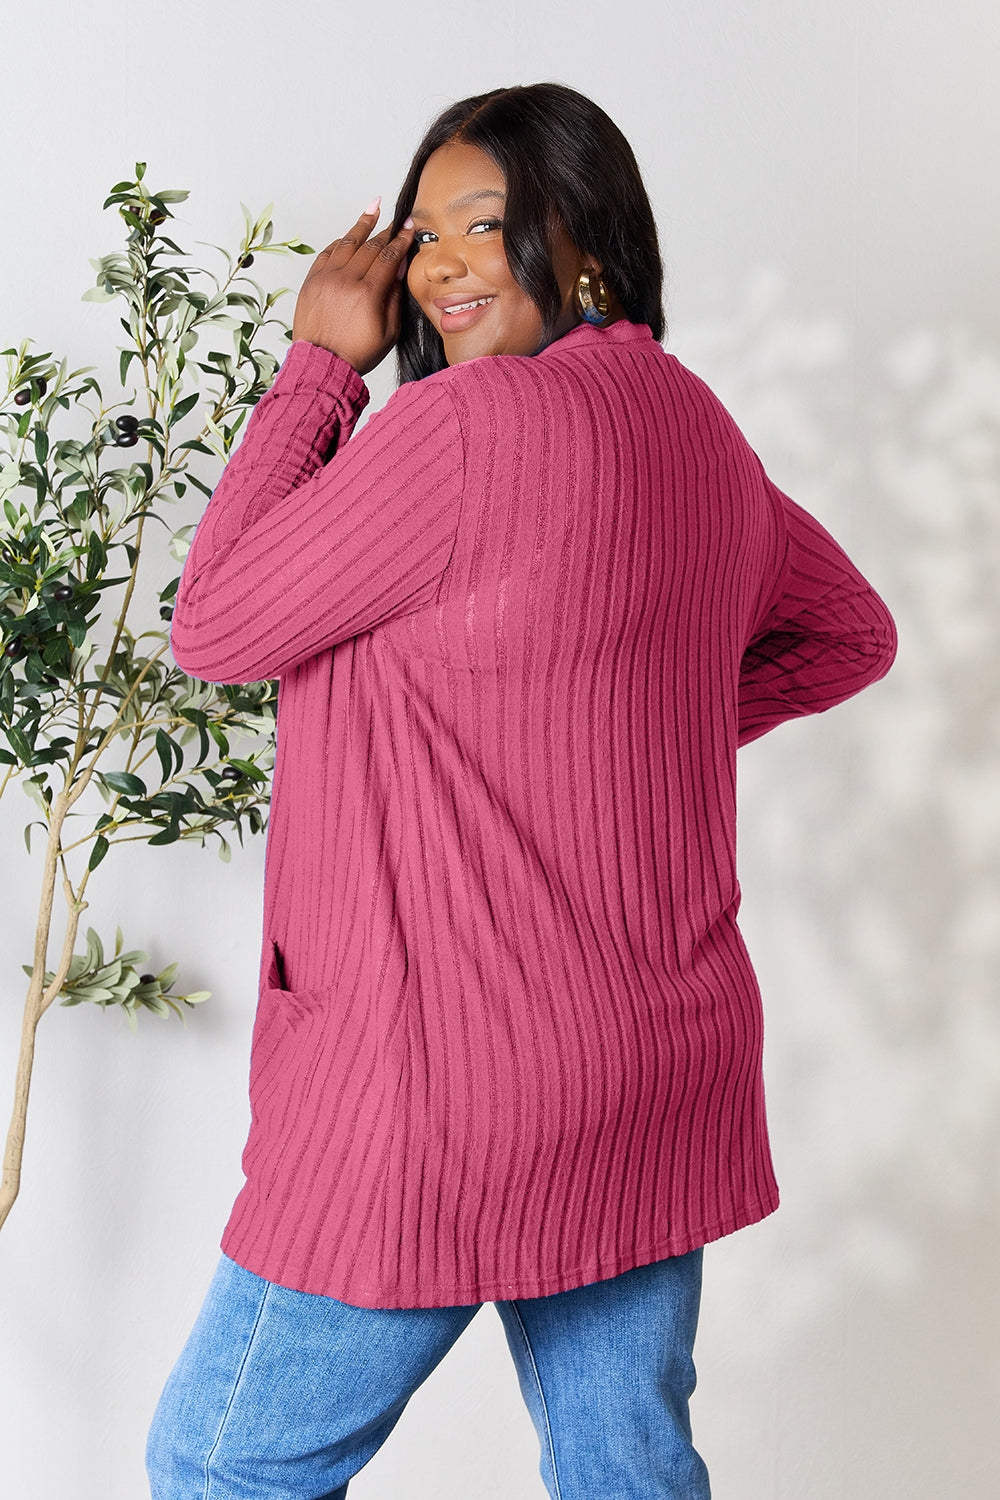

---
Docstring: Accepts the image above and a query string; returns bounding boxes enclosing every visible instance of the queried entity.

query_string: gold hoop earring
[575,268,611,325]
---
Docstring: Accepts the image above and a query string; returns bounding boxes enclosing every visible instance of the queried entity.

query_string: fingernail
[364,195,381,215]
[403,215,414,229]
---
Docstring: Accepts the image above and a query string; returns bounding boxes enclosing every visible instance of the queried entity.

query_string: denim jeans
[146,1248,711,1499]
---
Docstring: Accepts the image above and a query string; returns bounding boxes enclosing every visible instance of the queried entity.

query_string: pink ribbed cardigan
[170,318,898,1309]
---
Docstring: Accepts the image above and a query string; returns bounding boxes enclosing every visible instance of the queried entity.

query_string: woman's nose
[421,238,468,281]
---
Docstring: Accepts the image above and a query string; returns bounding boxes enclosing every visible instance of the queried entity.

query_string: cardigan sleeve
[169,340,465,683]
[737,478,898,747]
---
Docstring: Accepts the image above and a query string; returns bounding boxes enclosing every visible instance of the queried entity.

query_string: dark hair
[388,82,666,384]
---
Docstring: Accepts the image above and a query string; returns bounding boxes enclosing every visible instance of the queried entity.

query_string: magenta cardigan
[170,319,897,1308]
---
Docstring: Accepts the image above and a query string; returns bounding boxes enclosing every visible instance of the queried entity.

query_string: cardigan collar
[535,318,656,358]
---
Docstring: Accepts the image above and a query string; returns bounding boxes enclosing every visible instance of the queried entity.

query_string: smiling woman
[150,80,897,1500]
[403,145,626,358]
[390,82,664,378]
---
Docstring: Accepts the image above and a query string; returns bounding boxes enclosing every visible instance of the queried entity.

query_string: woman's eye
[412,219,502,245]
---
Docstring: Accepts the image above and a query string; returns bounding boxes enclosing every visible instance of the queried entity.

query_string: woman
[148,83,897,1498]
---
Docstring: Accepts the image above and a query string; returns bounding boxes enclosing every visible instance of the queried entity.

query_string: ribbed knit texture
[170,319,898,1308]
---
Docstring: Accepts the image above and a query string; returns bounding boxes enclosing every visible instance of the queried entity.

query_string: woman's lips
[437,296,496,332]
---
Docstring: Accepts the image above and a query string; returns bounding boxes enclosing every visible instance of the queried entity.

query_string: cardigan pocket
[246,941,336,1147]
[264,936,287,993]
[256,938,330,1032]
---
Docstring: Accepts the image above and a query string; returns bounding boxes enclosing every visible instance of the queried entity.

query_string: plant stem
[0,790,87,1230]
[0,645,169,1230]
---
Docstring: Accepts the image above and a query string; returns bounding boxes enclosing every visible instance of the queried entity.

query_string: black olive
[42,674,59,686]
[139,974,156,985]
[115,432,139,447]
[14,377,47,405]
[159,604,173,621]
[221,767,242,781]
[53,584,74,601]
[150,211,166,225]
[115,414,139,433]
[239,254,254,268]
[3,639,23,657]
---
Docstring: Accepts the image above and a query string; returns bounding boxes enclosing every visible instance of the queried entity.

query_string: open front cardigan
[170,318,897,1308]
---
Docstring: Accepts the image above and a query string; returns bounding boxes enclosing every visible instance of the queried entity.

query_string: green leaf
[102,770,147,797]
[7,725,33,761]
[84,927,104,971]
[147,823,180,845]
[154,727,175,782]
[81,575,132,594]
[23,820,47,854]
[85,531,107,581]
[171,392,200,423]
[184,473,214,498]
[88,834,110,871]
[82,286,116,303]
[120,348,138,386]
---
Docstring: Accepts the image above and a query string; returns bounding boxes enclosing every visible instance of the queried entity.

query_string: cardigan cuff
[276,339,372,412]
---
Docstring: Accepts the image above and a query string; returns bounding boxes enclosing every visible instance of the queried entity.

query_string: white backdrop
[1,2,998,1497]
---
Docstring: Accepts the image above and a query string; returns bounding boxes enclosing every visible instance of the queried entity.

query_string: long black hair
[388,83,666,384]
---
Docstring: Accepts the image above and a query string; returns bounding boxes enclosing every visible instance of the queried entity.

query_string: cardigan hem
[219,1188,780,1310]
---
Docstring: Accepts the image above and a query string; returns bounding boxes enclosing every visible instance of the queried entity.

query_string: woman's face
[405,139,613,363]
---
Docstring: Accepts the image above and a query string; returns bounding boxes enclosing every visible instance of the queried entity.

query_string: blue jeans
[146,1249,711,1498]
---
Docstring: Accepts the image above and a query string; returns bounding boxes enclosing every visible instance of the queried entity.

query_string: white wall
[2,2,998,1496]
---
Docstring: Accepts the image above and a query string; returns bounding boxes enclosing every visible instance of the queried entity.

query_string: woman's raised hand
[291,200,416,377]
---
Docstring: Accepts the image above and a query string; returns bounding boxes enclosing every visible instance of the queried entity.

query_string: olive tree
[0,164,312,1230]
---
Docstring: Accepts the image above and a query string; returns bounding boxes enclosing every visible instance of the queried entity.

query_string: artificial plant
[0,163,313,1230]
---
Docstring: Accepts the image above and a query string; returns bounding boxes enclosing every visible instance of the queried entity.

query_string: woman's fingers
[313,209,377,268]
[349,214,417,284]
[317,209,413,285]
[292,203,415,371]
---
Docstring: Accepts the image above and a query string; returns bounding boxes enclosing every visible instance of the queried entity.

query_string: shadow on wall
[667,267,1000,1492]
